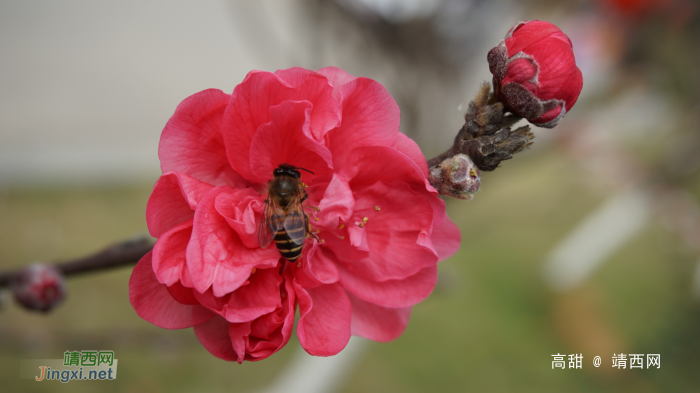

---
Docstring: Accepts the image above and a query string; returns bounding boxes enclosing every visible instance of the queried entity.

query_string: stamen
[251,268,257,274]
[362,217,368,223]
[338,223,345,229]
[320,239,325,244]
[315,207,321,212]
[359,223,364,228]
[314,217,319,221]
[302,182,308,188]
[340,236,345,240]
[374,206,381,211]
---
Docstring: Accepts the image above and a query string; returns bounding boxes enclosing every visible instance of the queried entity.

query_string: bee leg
[304,214,320,241]
[309,231,320,241]
[301,190,308,203]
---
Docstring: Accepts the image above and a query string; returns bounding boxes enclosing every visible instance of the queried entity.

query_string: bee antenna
[295,167,314,175]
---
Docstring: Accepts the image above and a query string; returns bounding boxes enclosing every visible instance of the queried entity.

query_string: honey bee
[258,163,316,262]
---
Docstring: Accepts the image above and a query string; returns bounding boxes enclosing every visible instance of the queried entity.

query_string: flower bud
[488,20,583,128]
[11,263,66,312]
[429,154,481,200]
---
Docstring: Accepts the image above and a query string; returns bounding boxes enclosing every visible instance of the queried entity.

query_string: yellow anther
[314,217,319,221]
[315,207,321,212]
[340,236,345,240]
[320,239,325,244]
[251,268,257,274]
[339,224,345,229]
[374,206,381,211]
[302,182,308,188]
[359,222,364,228]
[362,217,368,223]
[469,168,477,178]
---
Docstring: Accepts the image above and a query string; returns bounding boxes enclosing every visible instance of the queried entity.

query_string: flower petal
[392,132,429,177]
[194,266,283,323]
[129,251,213,329]
[229,322,253,363]
[298,241,340,287]
[340,145,428,190]
[186,188,280,296]
[246,269,297,361]
[522,38,577,101]
[327,78,400,170]
[339,265,437,308]
[341,179,437,281]
[316,173,355,229]
[193,315,244,362]
[295,282,351,356]
[315,66,358,102]
[430,214,461,262]
[347,291,411,342]
[223,71,297,183]
[146,172,214,238]
[294,234,369,289]
[159,89,246,187]
[152,218,193,286]
[166,281,200,306]
[214,187,265,249]
[556,66,584,111]
[502,57,538,89]
[249,100,333,183]
[274,67,340,141]
[505,20,570,57]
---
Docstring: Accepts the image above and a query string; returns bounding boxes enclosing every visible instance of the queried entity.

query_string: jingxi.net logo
[20,350,117,383]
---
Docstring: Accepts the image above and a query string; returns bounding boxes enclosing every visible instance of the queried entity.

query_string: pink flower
[488,20,583,128]
[129,67,461,362]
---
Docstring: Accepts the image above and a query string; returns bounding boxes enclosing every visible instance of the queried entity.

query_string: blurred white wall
[0,0,276,185]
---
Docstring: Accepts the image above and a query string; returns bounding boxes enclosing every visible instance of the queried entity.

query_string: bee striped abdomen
[273,211,306,261]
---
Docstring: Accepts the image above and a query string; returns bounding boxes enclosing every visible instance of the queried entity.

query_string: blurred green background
[2,0,700,392]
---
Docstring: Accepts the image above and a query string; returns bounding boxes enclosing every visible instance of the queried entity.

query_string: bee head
[274,163,314,179]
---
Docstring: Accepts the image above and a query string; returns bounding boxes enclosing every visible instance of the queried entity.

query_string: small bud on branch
[11,263,66,312]
[0,236,153,312]
[429,154,481,200]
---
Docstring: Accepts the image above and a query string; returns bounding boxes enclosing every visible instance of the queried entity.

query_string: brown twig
[0,235,153,288]
[427,82,535,199]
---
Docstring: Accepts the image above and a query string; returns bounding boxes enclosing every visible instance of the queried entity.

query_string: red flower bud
[11,263,66,312]
[488,20,583,128]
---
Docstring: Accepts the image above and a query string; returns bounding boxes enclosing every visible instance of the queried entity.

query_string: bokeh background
[2,0,700,391]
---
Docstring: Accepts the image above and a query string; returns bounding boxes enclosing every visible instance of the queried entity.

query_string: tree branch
[0,235,153,288]
[427,82,535,199]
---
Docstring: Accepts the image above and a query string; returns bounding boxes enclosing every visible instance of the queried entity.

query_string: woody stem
[0,236,153,288]
[426,82,534,199]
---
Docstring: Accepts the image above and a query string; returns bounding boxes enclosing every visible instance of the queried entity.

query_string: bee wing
[258,197,283,249]
[283,191,308,247]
